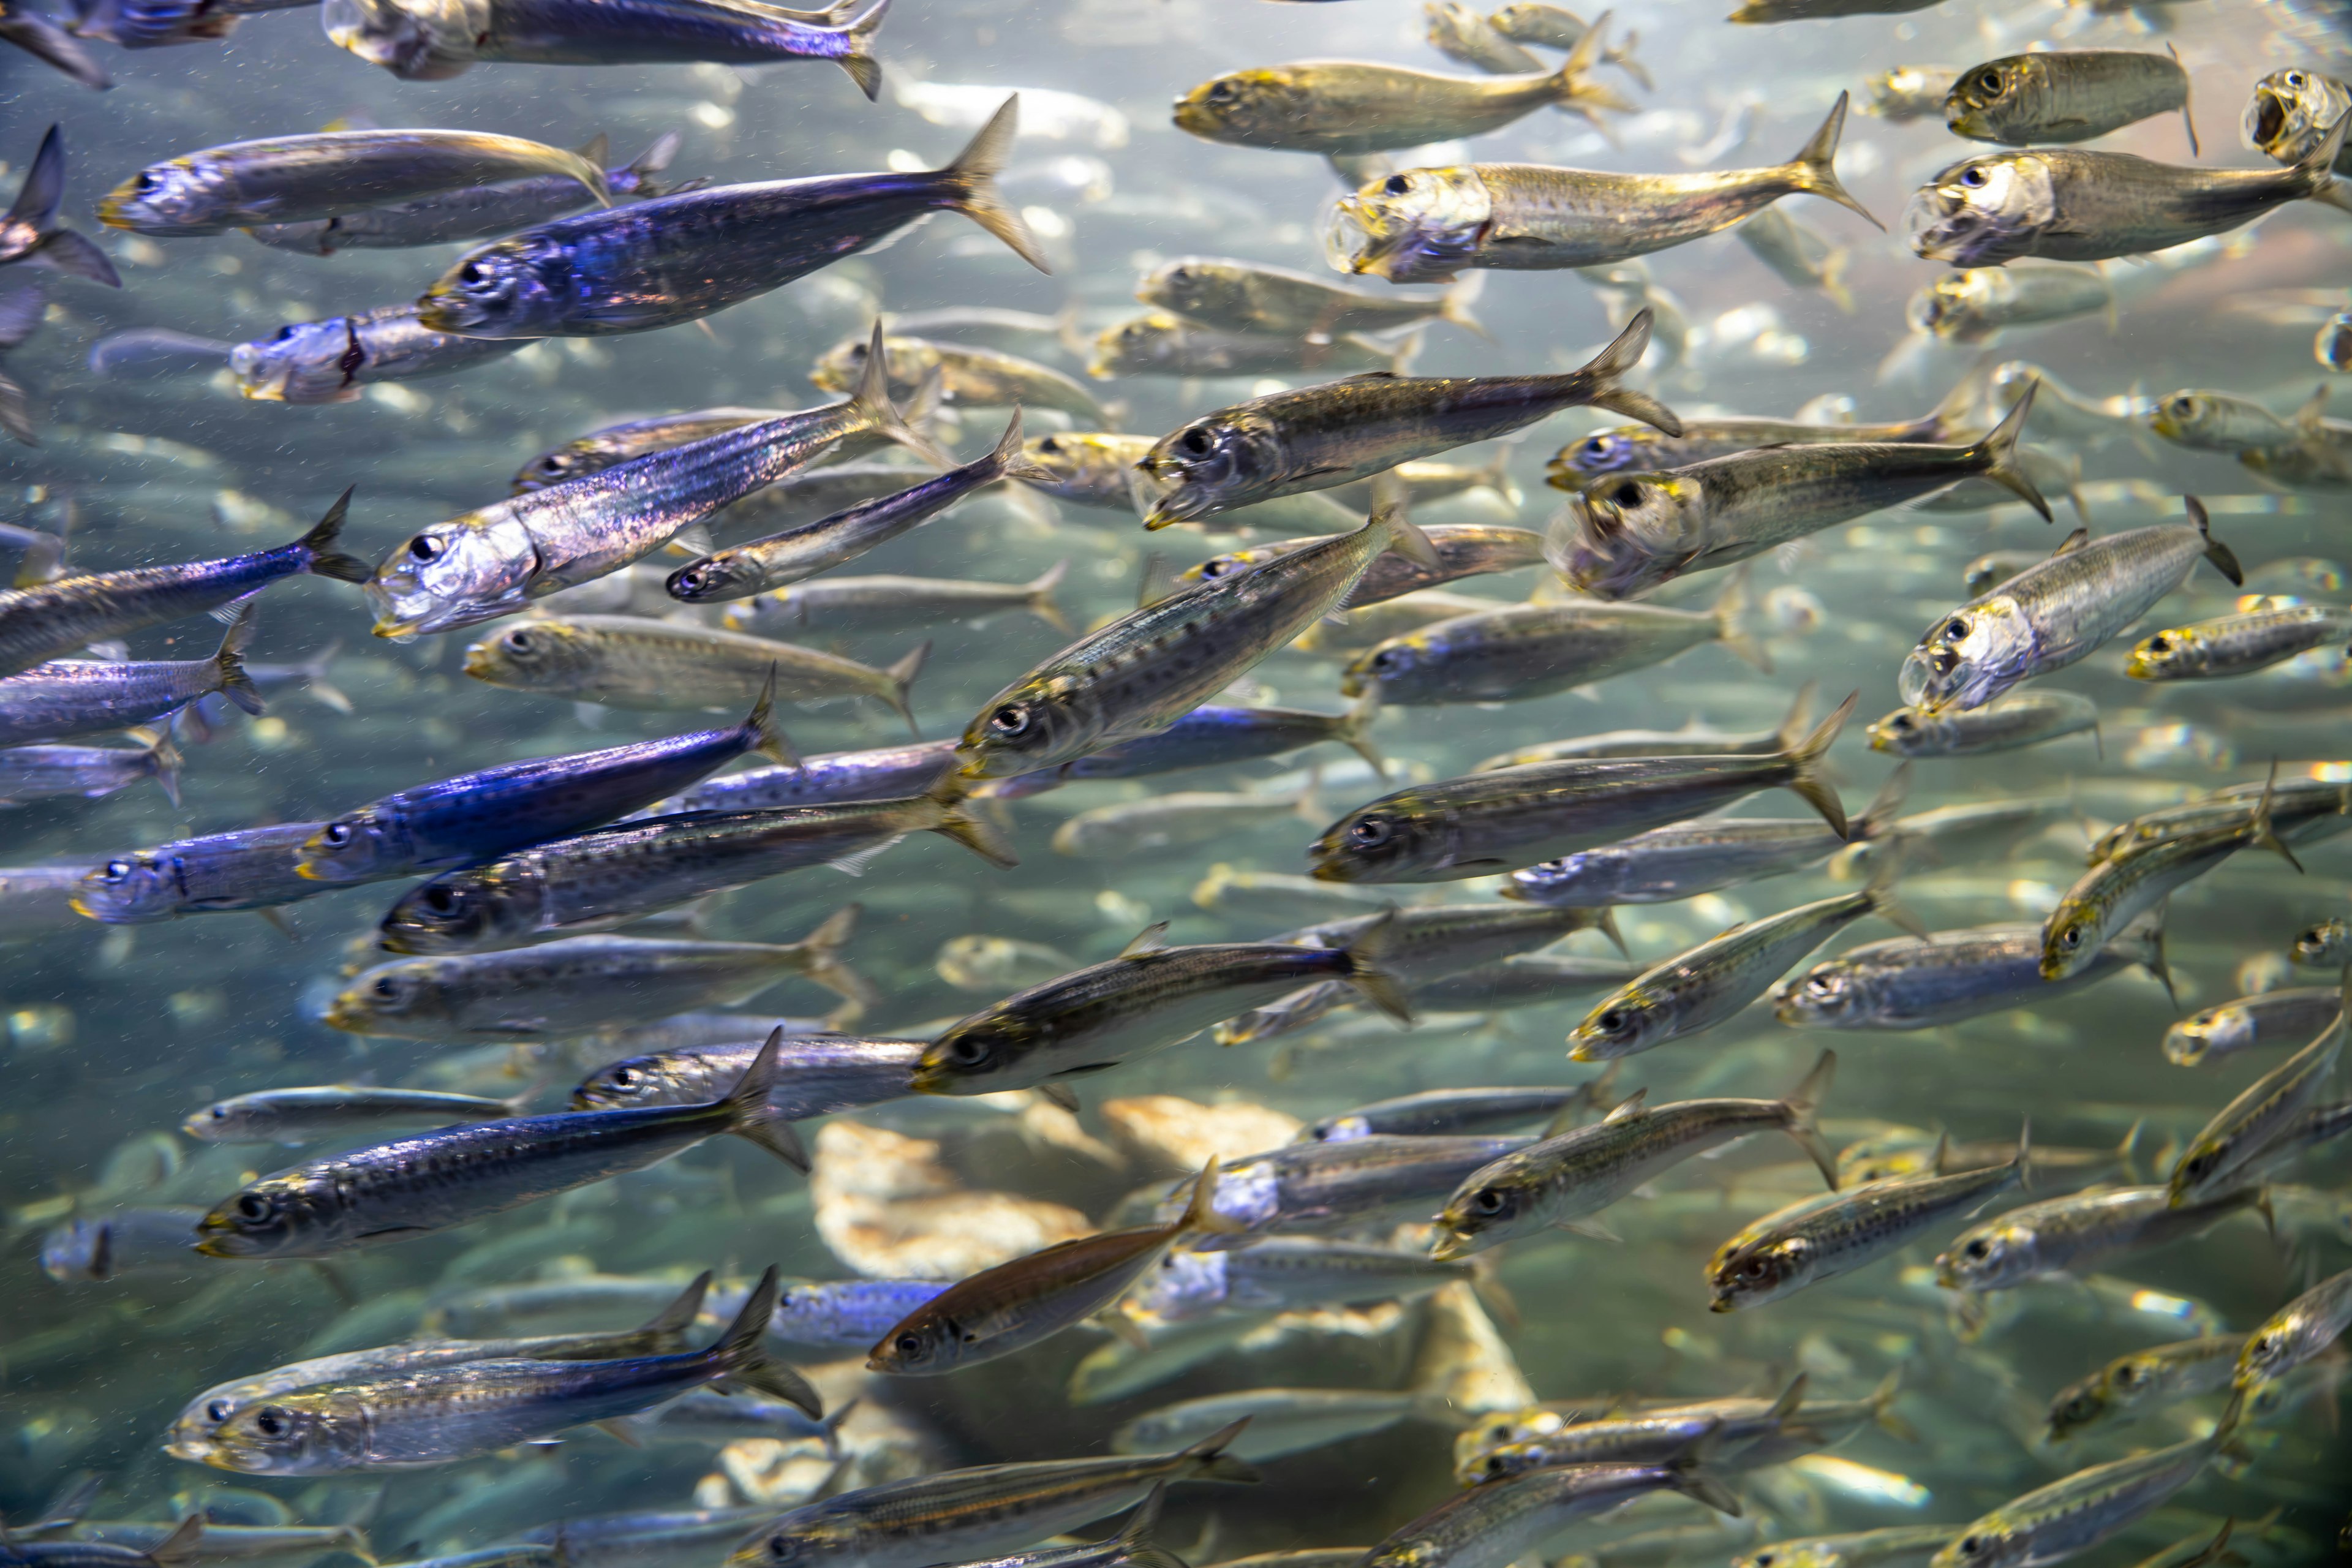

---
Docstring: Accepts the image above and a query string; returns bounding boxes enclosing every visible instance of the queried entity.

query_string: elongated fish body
[2169,989,2344,1204]
[186,1085,518,1144]
[1182,524,1544,609]
[1326,96,1874,282]
[1430,1054,1834,1256]
[0,733,177,807]
[954,505,1420,777]
[2040,786,2293,979]
[72,1523,368,1562]
[1138,256,1476,337]
[1775,921,2155,1030]
[1137,313,1670,526]
[2045,1333,2242,1439]
[230,305,527,404]
[1549,411,1947,485]
[2126,603,2352,680]
[2163,986,2340,1067]
[1360,1461,1727,1568]
[1508,816,1844,906]
[1051,792,1311,858]
[194,1038,802,1257]
[1709,1141,2024,1310]
[1016,431,1157,508]
[323,934,855,1042]
[40,1205,205,1281]
[980,704,1376,802]
[1463,1384,1809,1479]
[719,567,1066,636]
[462,613,921,722]
[1734,1525,1954,1568]
[2236,1264,2352,1390]
[516,1510,777,1568]
[757,1278,946,1346]
[1909,265,2110,342]
[326,0,883,84]
[1902,505,2243,713]
[1867,691,2096,757]
[664,740,957,815]
[1308,1085,1588,1141]
[2147,390,2296,452]
[725,1431,1259,1568]
[1091,314,1398,380]
[1936,1184,2266,1291]
[1167,1134,1532,1247]
[0,499,361,677]
[1115,1389,1416,1460]
[1278,903,1611,985]
[297,699,781,883]
[515,407,795,490]
[1927,1431,2220,1568]
[1907,119,2348,266]
[570,1035,921,1117]
[1945,50,2192,148]
[0,611,261,745]
[415,103,1039,341]
[1123,1237,1476,1322]
[1342,593,1744,704]
[364,333,921,636]
[812,336,1104,423]
[1473,710,1795,767]
[1404,954,1645,1012]
[71,821,326,924]
[97,130,609,236]
[1306,692,1851,883]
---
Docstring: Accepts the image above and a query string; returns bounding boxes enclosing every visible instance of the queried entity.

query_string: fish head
[570,1050,690,1109]
[1341,633,1427,699]
[1139,409,1284,526]
[513,443,605,492]
[1899,597,2032,714]
[37,1218,105,1281]
[379,869,534,954]
[1181,543,1283,591]
[2244,67,2352,167]
[418,237,564,339]
[2238,1316,2305,1390]
[321,0,477,77]
[1136,258,1237,323]
[2042,1368,2112,1439]
[230,320,363,405]
[1907,273,1989,339]
[297,807,405,883]
[96,156,227,235]
[2038,894,2107,981]
[1550,473,1700,600]
[1934,1218,2031,1291]
[325,959,445,1036]
[1304,793,1443,882]
[865,1307,959,1374]
[1089,314,1182,379]
[2291,918,2350,965]
[193,1172,319,1259]
[910,1008,1033,1092]
[367,509,538,638]
[1567,987,1660,1060]
[1942,56,2038,141]
[165,1386,254,1460]
[1905,153,2054,267]
[197,1393,341,1473]
[1022,431,1140,499]
[1172,68,1316,146]
[2124,624,2204,680]
[1929,1521,2020,1568]
[183,1098,265,1142]
[2161,1005,2245,1066]
[464,617,600,691]
[2148,390,2242,447]
[1863,704,1941,757]
[665,554,764,603]
[1553,427,1673,480]
[1771,962,1861,1026]
[1324,168,1490,285]
[68,851,177,923]
[956,672,1097,778]
[1706,1232,1815,1311]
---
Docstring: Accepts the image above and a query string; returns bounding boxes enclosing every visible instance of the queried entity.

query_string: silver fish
[184,1085,521,1144]
[70,821,330,925]
[1774,918,2164,1031]
[1943,49,2196,153]
[2164,986,2342,1068]
[230,305,528,404]
[0,605,262,745]
[0,728,179,807]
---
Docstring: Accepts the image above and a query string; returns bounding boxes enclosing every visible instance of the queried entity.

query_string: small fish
[1928,1428,2228,1568]
[2291,919,2350,967]
[323,928,868,1043]
[1463,1376,1820,1479]
[0,127,121,285]
[1308,1085,1600,1142]
[911,918,1409,1095]
[718,564,1069,636]
[87,328,236,380]
[625,1389,853,1453]
[1115,1387,1422,1461]
[461,613,927,729]
[71,821,332,925]
[2234,1263,2352,1390]
[0,493,365,679]
[185,1086,520,1145]
[2244,67,2352,175]
[2045,1333,2243,1439]
[1089,314,1403,381]
[1425,1,1539,72]
[663,739,956,815]
[1015,431,1158,510]
[230,305,528,404]
[2126,603,2352,680]
[1909,265,2111,344]
[0,281,43,445]
[1136,256,1485,339]
[1430,1051,1836,1257]
[297,687,789,883]
[668,414,1047,602]
[1161,1133,1537,1248]
[415,102,1039,341]
[1,1520,206,1568]
[1863,66,1959,122]
[1945,49,2196,154]
[1123,1236,1480,1324]
[516,407,837,492]
[1305,692,1851,883]
[195,1033,809,1259]
[1358,1453,1736,1568]
[2149,390,2297,452]
[1325,95,1877,284]
[72,1520,373,1564]
[99,130,610,236]
[41,1207,206,1281]
[1867,690,2098,758]
[811,335,1106,424]
[976,698,1382,799]
[1775,917,2164,1031]
[1737,206,1852,311]
[1476,687,1812,768]
[1902,502,2243,714]
[1936,1183,2270,1292]
[514,1510,794,1568]
[1052,789,1322,859]
[570,1033,921,1119]
[1182,522,1544,612]
[1408,953,1646,1013]
[2165,986,2342,1067]
[1709,1126,2027,1311]
[2168,976,2345,1205]
[0,604,262,746]
[1906,116,2350,268]
[0,728,179,808]
[324,0,886,91]
[0,3,109,87]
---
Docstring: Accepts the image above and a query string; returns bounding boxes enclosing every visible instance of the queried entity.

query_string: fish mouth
[94,192,134,229]
[372,613,425,639]
[2249,89,2287,151]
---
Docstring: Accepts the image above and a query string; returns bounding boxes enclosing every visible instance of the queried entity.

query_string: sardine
[810,334,1105,424]
[2164,986,2341,1067]
[1936,1183,2270,1291]
[0,127,122,285]
[1866,690,2098,758]
[2168,976,2344,1204]
[1774,918,2164,1030]
[0,604,262,745]
[720,564,1069,636]
[230,305,527,404]
[1181,522,1544,612]
[1909,265,2111,344]
[2126,603,2352,680]
[184,1085,521,1144]
[1944,49,2196,154]
[2045,1333,2242,1439]
[571,1033,918,1120]
[71,821,330,924]
[2235,1263,2352,1390]
[0,728,179,807]
[1136,256,1485,339]
[1927,1429,2226,1568]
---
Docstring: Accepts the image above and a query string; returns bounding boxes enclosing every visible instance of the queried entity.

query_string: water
[1,0,2349,1560]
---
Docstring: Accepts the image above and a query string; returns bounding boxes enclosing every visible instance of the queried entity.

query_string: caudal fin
[1172,1416,1264,1483]
[1710,565,1771,671]
[1781,92,1882,230]
[137,726,183,807]
[1025,559,1071,632]
[923,772,1020,869]
[741,666,799,767]
[1113,1485,1189,1568]
[2183,496,2243,586]
[703,1264,824,1418]
[1781,690,1854,837]
[1966,380,2053,522]
[1368,472,1441,568]
[1574,309,1681,434]
[296,486,372,584]
[1780,1048,1838,1188]
[212,603,265,716]
[881,639,928,735]
[2294,111,2352,214]
[1441,271,1492,343]
[1336,908,1415,1025]
[940,97,1050,273]
[1853,760,1911,840]
[1174,1156,1248,1237]
[147,1518,206,1567]
[845,322,954,469]
[1542,13,1637,128]
[15,126,119,287]
[1336,685,1385,774]
[717,1028,812,1174]
[831,0,888,100]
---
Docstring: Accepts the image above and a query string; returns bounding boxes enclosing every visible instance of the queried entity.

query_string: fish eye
[253,1407,287,1437]
[1959,166,1989,188]
[609,1066,639,1089]
[1384,173,1411,195]
[1469,1187,1506,1215]
[987,704,1033,738]
[1207,80,1237,102]
[1958,1539,1980,1559]
[1740,1256,1770,1278]
[1038,435,1060,453]
[1890,714,1914,731]
[1179,426,1213,455]
[1581,435,1615,458]
[136,170,160,192]
[1596,1009,1623,1031]
[948,1036,992,1066]
[1372,648,1403,669]
[1483,1455,1506,1476]
[235,1193,270,1221]
[1202,557,1236,578]
[371,976,399,998]
[206,1400,233,1423]
[1611,481,1642,507]
[2058,925,2082,950]
[1973,67,2002,93]
[407,534,445,562]
[103,859,131,881]
[2288,70,2307,88]
[2147,636,2169,653]
[894,1333,922,1355]
[271,325,299,342]
[420,885,459,914]
[1964,1237,1990,1258]
[1346,815,1393,849]
[2113,1362,2140,1385]
[322,822,352,846]
[505,630,535,653]
[1944,617,1968,640]
[459,261,485,284]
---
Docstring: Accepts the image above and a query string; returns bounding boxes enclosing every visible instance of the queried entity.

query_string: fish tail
[743,666,800,767]
[1853,760,1910,840]
[2244,757,2301,872]
[1022,557,1072,632]
[622,130,683,195]
[1542,12,1635,123]
[718,1027,812,1173]
[8,125,62,233]
[1335,908,1416,1025]
[1575,309,1681,435]
[704,1264,825,1417]
[881,639,928,736]
[1782,689,1853,837]
[1770,679,1819,752]
[1868,1366,1916,1441]
[2294,111,2352,212]
[129,725,183,807]
[987,406,1057,491]
[1112,1485,1186,1568]
[1781,92,1882,230]
[846,322,954,469]
[1964,380,2052,522]
[940,96,1050,273]
[922,771,1020,869]
[2183,495,2244,587]
[1818,240,1855,313]
[296,485,372,584]
[2010,1118,2032,1196]
[1367,472,1440,568]
[213,602,265,716]
[1474,442,1521,507]
[1175,1155,1246,1237]
[799,903,877,1017]
[565,145,613,206]
[1763,1372,1808,1428]
[148,1517,206,1566]
[1336,684,1385,775]
[1923,356,2000,442]
[1173,1416,1264,1483]
[1441,271,1493,342]
[1662,1431,1740,1517]
[639,1269,715,1343]
[832,0,889,102]
[1780,1047,1838,1188]
[1710,564,1771,672]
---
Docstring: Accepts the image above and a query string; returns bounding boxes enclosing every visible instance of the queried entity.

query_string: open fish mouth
[2247,88,2288,153]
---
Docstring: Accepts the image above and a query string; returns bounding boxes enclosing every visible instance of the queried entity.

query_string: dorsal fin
[1602,1087,1649,1124]
[1118,921,1173,959]
[2051,527,2090,559]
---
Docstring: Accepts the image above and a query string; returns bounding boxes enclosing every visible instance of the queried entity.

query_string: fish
[0,2,109,86]
[1136,256,1486,339]
[229,306,529,404]
[70,1520,372,1564]
[1428,1051,1836,1257]
[1901,502,2243,714]
[514,407,862,493]
[1158,1133,1537,1248]
[2244,67,2352,174]
[2149,390,2297,453]
[295,685,790,883]
[2234,1264,2352,1391]
[2167,976,2345,1205]
[86,327,237,379]
[1181,522,1544,611]
[1305,692,1852,883]
[1552,390,2046,601]
[1014,431,1158,510]
[0,126,121,285]
[723,1422,1259,1568]
[414,102,1040,341]
[662,739,956,815]
[1863,66,1960,122]
[1121,1237,1480,1325]
[1114,1388,1422,1461]
[194,1033,810,1260]
[246,133,687,253]
[70,821,334,925]
[322,927,869,1043]
[40,1207,207,1281]
[1736,206,1852,311]
[2125,603,2352,680]
[1944,49,2197,154]
[1866,691,2098,758]
[184,1086,522,1144]
[1306,1085,1601,1142]
[910,918,1410,1095]
[0,281,44,445]
[0,1520,207,1568]
[363,325,934,636]
[810,335,1106,424]
[1927,1428,2228,1568]
[668,414,1049,602]
[717,564,1069,636]
[376,790,1014,953]
[2045,1333,2243,1439]
[0,492,365,679]
[2164,986,2343,1067]
[569,1034,921,1118]
[99,130,610,236]
[1138,313,1670,527]
[1936,1184,2271,1292]
[1052,789,1324,859]
[1774,916,2166,1030]
[1909,265,2111,344]
[1476,687,1814,767]
[1708,1128,2028,1311]
[976,699,1384,800]
[1324,95,1877,284]
[1425,1,1539,73]
[1905,116,2351,267]
[323,0,887,89]
[625,1389,853,1452]
[1172,24,1626,157]
[0,603,263,746]
[461,613,929,729]
[1088,314,1404,381]
[954,489,1434,777]
[0,728,180,807]
[1357,1453,1736,1568]
[1461,1376,1831,1478]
